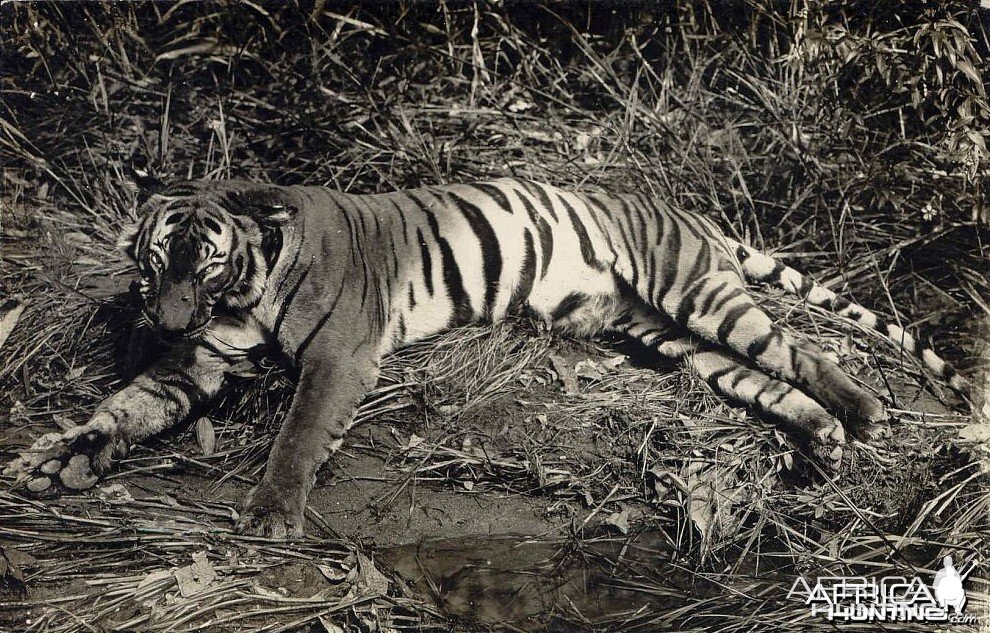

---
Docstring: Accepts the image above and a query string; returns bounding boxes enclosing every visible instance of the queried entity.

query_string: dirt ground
[1,315,982,631]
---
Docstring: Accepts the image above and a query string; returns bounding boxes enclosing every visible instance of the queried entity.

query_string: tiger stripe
[10,175,966,538]
[731,240,967,392]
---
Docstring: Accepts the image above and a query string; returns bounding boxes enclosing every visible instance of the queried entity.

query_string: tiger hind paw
[807,415,846,471]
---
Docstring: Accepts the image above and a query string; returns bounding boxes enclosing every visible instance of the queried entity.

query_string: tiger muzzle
[155,279,200,333]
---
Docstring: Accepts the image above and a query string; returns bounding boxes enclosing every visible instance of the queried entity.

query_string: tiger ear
[223,184,297,228]
[252,202,294,231]
[123,164,168,206]
[222,184,297,271]
[117,220,142,262]
[259,205,294,227]
[117,164,162,263]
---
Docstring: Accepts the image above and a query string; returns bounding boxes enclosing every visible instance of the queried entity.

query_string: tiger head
[120,181,294,338]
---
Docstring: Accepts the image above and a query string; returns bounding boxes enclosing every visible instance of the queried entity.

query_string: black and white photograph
[1,1,988,631]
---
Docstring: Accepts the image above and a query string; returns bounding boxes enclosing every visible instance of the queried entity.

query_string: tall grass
[1,2,988,632]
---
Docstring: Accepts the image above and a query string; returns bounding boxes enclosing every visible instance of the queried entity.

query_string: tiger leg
[655,271,887,429]
[235,348,380,539]
[612,306,846,466]
[4,318,260,494]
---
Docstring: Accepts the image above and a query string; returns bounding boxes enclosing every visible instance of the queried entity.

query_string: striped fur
[5,177,966,538]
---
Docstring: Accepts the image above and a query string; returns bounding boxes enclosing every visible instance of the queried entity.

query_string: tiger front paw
[234,482,305,539]
[3,415,126,495]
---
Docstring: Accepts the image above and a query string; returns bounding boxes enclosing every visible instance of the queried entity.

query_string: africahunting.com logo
[788,555,980,624]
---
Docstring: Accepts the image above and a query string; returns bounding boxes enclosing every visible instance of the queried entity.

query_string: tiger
[4,177,967,538]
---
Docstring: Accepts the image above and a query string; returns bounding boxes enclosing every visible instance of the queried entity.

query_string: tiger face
[121,185,284,338]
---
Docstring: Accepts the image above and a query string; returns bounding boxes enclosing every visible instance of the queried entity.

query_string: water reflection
[381,531,706,628]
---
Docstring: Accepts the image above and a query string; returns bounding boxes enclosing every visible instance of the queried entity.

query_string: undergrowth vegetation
[1,2,988,632]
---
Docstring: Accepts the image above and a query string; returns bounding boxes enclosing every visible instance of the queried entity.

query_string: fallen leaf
[958,422,990,443]
[780,451,795,472]
[507,98,534,113]
[173,551,217,598]
[345,553,389,600]
[403,433,425,450]
[574,359,605,381]
[0,299,26,352]
[0,548,27,598]
[53,415,77,432]
[316,563,348,583]
[194,417,216,456]
[606,506,631,534]
[957,417,990,474]
[64,365,88,381]
[460,437,486,458]
[137,569,174,590]
[252,583,286,599]
[682,460,745,558]
[601,355,626,370]
[549,353,579,394]
[95,483,134,504]
[684,461,716,547]
[646,466,672,500]
[1,548,36,570]
[319,617,346,633]
[575,131,592,151]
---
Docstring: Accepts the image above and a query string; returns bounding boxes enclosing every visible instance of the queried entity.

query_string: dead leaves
[0,547,34,599]
[133,551,218,603]
[605,506,632,534]
[956,418,990,474]
[345,552,390,600]
[649,454,748,557]
[958,421,990,443]
[549,353,627,395]
[94,482,135,504]
[548,353,579,394]
[138,550,387,602]
[173,552,217,598]
[253,551,390,606]
[574,356,627,381]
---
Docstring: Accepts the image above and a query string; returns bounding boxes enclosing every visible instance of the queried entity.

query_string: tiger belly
[523,189,624,335]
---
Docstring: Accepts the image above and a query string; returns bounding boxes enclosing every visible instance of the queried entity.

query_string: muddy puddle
[380,531,706,628]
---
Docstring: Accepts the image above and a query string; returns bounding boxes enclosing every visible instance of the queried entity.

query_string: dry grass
[2,2,989,632]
